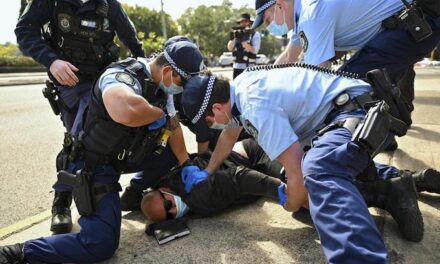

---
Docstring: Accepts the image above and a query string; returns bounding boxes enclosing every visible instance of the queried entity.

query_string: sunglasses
[159,191,174,220]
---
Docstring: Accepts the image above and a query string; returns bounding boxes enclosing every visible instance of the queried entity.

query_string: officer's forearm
[277,141,308,212]
[206,127,242,174]
[275,43,302,65]
[104,87,163,127]
[197,141,210,154]
[168,126,189,165]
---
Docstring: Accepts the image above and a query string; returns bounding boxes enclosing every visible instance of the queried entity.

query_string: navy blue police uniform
[15,0,145,232]
[180,65,423,263]
[13,41,202,263]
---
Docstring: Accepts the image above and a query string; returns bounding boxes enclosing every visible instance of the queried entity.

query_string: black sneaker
[120,185,143,211]
[0,243,26,264]
[385,173,424,242]
[412,168,440,194]
[50,191,73,234]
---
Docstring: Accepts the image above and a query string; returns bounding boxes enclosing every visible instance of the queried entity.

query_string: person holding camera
[227,13,261,79]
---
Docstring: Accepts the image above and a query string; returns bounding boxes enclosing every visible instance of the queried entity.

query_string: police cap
[163,40,204,80]
[252,0,276,29]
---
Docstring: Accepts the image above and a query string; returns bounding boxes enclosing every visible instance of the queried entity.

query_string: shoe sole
[423,168,440,194]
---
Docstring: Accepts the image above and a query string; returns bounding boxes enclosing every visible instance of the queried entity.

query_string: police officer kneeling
[180,64,424,263]
[0,41,203,263]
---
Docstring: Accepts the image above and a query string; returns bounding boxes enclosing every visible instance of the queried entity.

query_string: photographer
[227,13,261,79]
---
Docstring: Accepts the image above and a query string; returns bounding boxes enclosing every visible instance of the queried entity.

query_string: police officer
[251,0,440,124]
[15,0,145,234]
[0,41,203,263]
[227,13,261,79]
[179,65,426,263]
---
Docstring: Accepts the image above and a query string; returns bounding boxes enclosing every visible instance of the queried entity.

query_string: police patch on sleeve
[115,72,136,87]
[298,31,308,52]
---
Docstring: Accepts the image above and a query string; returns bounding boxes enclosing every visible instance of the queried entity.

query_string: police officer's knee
[84,235,118,262]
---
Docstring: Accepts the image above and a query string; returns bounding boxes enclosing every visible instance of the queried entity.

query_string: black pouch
[417,0,440,18]
[397,6,433,42]
[366,69,412,128]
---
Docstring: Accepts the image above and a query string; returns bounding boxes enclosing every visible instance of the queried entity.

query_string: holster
[57,169,95,216]
[57,169,122,216]
[42,80,60,116]
[366,69,412,130]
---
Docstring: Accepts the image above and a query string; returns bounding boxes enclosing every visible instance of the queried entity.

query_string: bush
[0,55,40,67]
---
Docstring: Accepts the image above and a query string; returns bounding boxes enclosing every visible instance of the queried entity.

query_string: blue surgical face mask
[266,6,289,37]
[172,194,189,218]
[209,111,240,130]
[160,69,184,95]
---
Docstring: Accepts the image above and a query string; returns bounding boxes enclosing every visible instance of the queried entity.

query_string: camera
[229,26,254,42]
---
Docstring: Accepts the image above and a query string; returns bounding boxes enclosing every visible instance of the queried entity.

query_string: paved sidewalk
[1,72,439,263]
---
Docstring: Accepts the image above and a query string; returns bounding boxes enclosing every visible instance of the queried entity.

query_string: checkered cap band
[256,0,276,14]
[191,75,216,124]
[164,50,191,80]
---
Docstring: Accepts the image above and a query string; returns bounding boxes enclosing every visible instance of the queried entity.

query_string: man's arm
[110,0,145,57]
[197,141,210,153]
[167,117,190,165]
[275,43,303,65]
[277,141,308,212]
[15,0,58,68]
[227,40,235,52]
[206,127,242,174]
[103,85,163,127]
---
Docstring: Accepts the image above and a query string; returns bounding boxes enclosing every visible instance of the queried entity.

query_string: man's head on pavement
[181,73,235,130]
[141,187,178,222]
[252,0,294,35]
[150,40,204,95]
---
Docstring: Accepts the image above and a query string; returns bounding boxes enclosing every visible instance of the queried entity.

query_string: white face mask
[209,111,240,130]
[160,69,184,95]
[162,191,189,218]
[266,6,289,37]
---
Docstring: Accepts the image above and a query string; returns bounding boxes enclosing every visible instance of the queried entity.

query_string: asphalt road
[0,67,437,229]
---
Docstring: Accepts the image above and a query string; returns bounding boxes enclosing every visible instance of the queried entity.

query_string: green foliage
[177,0,282,57]
[117,4,178,58]
[0,43,39,66]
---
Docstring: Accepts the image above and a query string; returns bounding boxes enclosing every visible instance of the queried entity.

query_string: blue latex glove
[148,114,166,130]
[181,168,209,193]
[181,165,200,182]
[278,183,287,206]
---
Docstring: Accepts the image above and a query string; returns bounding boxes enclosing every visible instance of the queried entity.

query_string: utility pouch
[42,80,60,115]
[352,101,392,158]
[105,42,120,63]
[399,7,432,41]
[58,169,95,216]
[416,0,440,18]
[366,69,412,129]
[398,1,433,41]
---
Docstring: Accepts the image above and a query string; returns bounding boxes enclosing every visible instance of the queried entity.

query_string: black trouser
[233,68,245,79]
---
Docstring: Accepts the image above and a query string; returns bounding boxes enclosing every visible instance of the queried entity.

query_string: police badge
[298,31,308,52]
[115,73,136,87]
[58,14,72,33]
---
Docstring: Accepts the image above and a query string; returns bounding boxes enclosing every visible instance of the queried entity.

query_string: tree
[116,4,179,58]
[178,0,282,58]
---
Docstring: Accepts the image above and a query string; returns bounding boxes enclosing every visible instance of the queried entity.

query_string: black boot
[358,173,424,242]
[50,191,73,234]
[0,243,26,264]
[384,174,424,242]
[120,185,143,211]
[409,168,440,194]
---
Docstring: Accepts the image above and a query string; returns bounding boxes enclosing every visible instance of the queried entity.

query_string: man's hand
[241,42,255,53]
[181,166,209,193]
[49,59,79,87]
